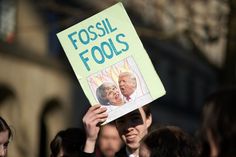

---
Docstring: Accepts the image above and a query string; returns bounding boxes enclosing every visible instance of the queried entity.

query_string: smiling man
[115,105,152,157]
[82,104,152,157]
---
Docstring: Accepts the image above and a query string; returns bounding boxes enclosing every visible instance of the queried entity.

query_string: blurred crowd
[1,87,235,157]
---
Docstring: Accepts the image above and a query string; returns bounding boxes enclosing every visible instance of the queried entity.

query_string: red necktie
[126,96,131,101]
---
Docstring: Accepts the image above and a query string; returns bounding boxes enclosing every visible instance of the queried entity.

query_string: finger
[83,105,107,123]
[96,118,107,126]
[84,110,108,124]
[88,112,108,124]
[87,112,106,122]
[85,118,103,129]
[90,116,107,126]
[94,107,107,114]
[88,104,101,112]
[83,105,102,118]
[86,107,107,119]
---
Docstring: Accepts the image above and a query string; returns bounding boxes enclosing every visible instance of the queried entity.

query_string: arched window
[38,98,63,157]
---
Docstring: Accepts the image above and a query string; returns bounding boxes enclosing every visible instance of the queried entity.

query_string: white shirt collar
[125,90,137,102]
[126,147,139,157]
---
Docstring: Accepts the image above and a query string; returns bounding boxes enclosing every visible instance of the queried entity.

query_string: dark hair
[200,88,236,157]
[0,116,12,140]
[50,128,86,157]
[99,121,116,133]
[142,105,151,118]
[142,126,197,157]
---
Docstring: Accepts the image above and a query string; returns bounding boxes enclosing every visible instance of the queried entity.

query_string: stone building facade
[0,0,82,157]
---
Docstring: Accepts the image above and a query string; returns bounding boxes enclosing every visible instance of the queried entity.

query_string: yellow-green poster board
[57,2,165,124]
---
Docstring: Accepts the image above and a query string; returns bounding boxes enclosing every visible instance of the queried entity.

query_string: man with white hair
[118,71,137,102]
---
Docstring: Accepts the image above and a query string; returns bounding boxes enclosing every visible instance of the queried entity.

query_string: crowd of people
[0,87,235,157]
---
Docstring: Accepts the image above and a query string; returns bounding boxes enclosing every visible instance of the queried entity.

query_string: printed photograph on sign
[87,56,152,122]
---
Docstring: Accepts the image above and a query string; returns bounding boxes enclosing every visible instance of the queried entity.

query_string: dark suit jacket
[79,151,96,157]
[115,146,128,157]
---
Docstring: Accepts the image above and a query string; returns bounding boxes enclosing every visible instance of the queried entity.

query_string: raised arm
[82,104,108,153]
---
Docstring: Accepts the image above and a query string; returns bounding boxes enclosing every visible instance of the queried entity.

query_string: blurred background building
[0,0,235,157]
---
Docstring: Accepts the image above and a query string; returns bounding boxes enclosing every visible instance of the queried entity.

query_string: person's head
[0,117,12,157]
[97,122,123,157]
[139,125,197,157]
[115,105,152,154]
[118,72,137,98]
[200,88,236,157]
[96,82,124,106]
[50,128,86,157]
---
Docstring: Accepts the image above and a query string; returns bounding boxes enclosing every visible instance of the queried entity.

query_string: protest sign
[57,2,165,124]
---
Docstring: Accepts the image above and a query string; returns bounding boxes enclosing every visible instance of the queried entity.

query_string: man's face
[98,125,123,157]
[115,108,152,153]
[118,75,136,97]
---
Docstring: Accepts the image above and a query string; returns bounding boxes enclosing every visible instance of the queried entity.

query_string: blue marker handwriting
[67,18,129,71]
